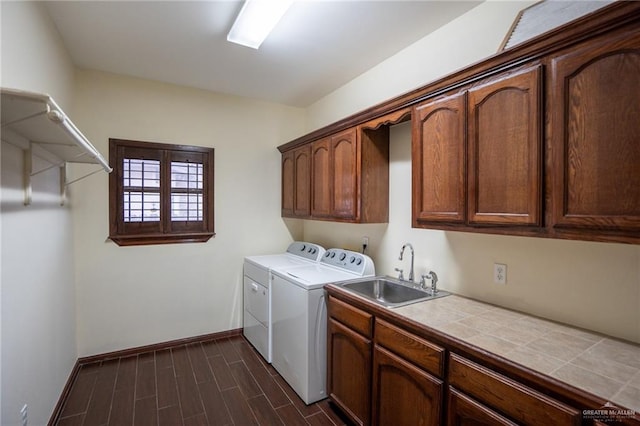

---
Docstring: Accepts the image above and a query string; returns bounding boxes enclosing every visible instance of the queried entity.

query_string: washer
[271,248,374,404]
[243,242,325,363]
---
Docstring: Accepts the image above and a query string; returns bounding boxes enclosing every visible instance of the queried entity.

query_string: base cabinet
[447,387,518,426]
[372,345,443,426]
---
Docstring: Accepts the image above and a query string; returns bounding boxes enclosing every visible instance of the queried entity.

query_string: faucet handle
[394,268,404,281]
[425,270,438,294]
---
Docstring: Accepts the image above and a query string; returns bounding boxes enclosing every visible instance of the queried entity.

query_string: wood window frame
[109,138,215,246]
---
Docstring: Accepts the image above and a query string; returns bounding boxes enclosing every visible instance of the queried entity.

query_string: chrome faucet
[398,243,415,282]
[421,270,439,294]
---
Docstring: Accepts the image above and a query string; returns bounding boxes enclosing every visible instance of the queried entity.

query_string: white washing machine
[243,242,325,363]
[271,248,375,404]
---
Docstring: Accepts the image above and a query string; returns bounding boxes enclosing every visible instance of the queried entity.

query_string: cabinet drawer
[328,296,373,338]
[449,354,581,426]
[375,319,444,378]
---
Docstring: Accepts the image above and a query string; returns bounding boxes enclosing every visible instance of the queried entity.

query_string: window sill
[109,232,216,246]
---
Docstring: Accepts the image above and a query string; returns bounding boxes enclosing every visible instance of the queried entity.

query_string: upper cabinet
[549,30,640,239]
[281,125,390,223]
[281,144,311,218]
[278,2,640,243]
[413,65,542,229]
[467,66,542,227]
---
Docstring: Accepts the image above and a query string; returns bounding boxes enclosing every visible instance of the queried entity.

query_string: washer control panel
[321,248,375,275]
[286,241,326,261]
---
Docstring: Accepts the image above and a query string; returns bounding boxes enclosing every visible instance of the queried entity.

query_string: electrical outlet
[494,263,507,285]
[362,236,369,247]
[20,404,28,426]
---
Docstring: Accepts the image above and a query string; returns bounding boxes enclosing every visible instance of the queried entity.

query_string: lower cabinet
[325,292,605,426]
[372,345,443,426]
[327,296,373,426]
[448,354,581,426]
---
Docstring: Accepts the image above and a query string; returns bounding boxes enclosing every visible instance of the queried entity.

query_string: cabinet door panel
[468,66,542,226]
[281,150,294,216]
[412,93,466,224]
[447,387,518,426]
[372,345,442,426]
[293,145,311,217]
[551,31,640,232]
[328,318,371,426]
[332,129,358,219]
[311,138,332,218]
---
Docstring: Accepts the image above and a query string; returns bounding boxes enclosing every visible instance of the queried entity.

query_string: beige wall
[70,70,305,356]
[303,1,640,343]
[1,2,78,425]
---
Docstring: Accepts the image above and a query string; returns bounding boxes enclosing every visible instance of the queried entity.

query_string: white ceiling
[44,1,482,107]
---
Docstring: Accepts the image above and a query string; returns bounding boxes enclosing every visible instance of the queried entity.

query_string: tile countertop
[393,295,640,413]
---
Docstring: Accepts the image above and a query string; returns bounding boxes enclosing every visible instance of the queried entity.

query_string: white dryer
[271,248,374,404]
[243,242,325,363]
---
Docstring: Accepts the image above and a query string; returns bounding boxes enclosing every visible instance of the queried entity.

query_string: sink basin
[336,276,449,308]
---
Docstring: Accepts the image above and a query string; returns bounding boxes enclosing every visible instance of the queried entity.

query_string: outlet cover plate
[494,263,507,285]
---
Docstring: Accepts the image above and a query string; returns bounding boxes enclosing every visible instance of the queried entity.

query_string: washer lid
[272,263,369,290]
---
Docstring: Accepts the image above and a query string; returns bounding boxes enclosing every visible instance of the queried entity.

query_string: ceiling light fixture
[227,0,294,49]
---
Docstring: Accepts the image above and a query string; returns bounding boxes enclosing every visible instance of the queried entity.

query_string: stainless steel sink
[335,276,449,308]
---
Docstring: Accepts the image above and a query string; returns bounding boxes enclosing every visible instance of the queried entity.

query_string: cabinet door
[372,345,443,426]
[281,150,295,216]
[293,145,311,217]
[412,92,466,225]
[311,138,332,218]
[468,66,542,226]
[331,128,358,220]
[447,387,518,426]
[550,31,640,233]
[328,318,371,426]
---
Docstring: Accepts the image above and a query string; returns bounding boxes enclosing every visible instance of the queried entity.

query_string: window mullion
[161,149,171,233]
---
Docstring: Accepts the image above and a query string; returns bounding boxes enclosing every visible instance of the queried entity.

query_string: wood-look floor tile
[109,388,134,426]
[184,413,209,426]
[54,334,350,426]
[156,366,179,409]
[208,355,237,391]
[57,414,84,426]
[274,375,321,417]
[115,356,137,391]
[158,405,183,426]
[249,394,285,425]
[176,373,205,419]
[202,340,221,357]
[187,343,214,383]
[236,341,290,408]
[155,348,174,370]
[229,361,262,399]
[133,396,157,426]
[275,404,310,426]
[306,411,338,426]
[136,358,156,399]
[221,387,259,425]
[60,368,98,417]
[217,337,242,363]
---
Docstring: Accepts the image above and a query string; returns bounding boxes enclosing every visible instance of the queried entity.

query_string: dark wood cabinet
[467,65,542,226]
[412,92,467,225]
[549,29,640,237]
[282,125,389,223]
[372,320,444,426]
[448,354,581,426]
[282,145,311,218]
[311,137,331,218]
[447,387,518,426]
[413,65,542,229]
[327,296,373,426]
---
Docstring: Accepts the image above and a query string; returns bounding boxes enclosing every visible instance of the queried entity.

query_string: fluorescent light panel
[227,0,294,49]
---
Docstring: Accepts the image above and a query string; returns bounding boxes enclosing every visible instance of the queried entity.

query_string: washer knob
[300,244,306,251]
[339,253,346,261]
[350,256,355,263]
[356,258,363,265]
[325,252,331,257]
[331,252,336,258]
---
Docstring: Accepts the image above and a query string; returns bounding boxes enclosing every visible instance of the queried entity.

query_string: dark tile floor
[55,335,350,426]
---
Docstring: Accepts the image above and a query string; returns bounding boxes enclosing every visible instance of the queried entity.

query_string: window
[109,139,214,246]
